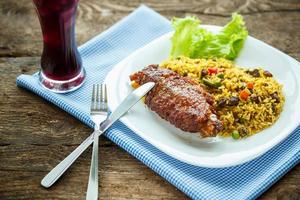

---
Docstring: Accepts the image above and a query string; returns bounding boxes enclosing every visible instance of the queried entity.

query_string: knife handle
[41,132,96,188]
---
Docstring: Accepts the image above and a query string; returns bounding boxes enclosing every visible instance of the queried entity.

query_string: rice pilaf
[160,56,284,139]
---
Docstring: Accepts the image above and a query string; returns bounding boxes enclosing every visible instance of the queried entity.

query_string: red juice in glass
[33,0,85,93]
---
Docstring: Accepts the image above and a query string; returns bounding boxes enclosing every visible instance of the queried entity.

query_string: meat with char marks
[130,64,223,137]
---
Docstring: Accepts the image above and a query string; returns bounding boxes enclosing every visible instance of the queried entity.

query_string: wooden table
[0,0,299,199]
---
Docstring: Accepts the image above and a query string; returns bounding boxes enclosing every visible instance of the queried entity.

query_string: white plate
[104,25,300,168]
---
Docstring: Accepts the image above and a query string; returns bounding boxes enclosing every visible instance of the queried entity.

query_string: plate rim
[104,25,300,168]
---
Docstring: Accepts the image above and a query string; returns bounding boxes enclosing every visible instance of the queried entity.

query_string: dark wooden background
[0,0,299,199]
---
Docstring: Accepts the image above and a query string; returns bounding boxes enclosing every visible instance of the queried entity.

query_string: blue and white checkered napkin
[16,5,300,200]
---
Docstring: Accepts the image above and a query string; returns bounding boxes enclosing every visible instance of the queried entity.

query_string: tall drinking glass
[33,0,85,93]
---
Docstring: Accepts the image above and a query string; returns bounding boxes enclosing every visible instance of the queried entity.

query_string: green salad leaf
[170,13,248,60]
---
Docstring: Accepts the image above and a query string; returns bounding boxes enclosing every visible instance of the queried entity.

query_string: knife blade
[41,82,155,188]
[99,82,154,133]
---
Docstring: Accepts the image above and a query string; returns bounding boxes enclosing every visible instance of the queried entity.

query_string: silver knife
[41,82,155,188]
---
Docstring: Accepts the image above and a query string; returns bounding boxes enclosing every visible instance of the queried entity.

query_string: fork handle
[86,130,100,200]
[41,131,99,188]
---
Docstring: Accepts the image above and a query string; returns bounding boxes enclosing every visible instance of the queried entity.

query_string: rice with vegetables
[160,56,284,139]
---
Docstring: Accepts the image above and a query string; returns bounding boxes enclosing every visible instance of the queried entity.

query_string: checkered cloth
[16,6,300,200]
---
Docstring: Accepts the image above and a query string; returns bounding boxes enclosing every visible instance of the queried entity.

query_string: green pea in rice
[160,56,284,138]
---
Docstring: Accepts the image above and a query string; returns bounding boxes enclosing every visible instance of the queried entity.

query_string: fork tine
[99,84,103,111]
[96,84,101,111]
[104,85,108,103]
[100,84,104,111]
[101,84,108,111]
[91,85,96,111]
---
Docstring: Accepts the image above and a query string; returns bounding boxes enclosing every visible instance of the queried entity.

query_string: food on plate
[129,13,284,140]
[130,64,223,137]
[160,56,284,138]
[170,13,248,60]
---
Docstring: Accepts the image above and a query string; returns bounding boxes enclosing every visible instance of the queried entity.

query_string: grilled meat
[130,64,223,137]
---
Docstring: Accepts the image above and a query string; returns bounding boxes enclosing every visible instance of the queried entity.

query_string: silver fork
[86,84,108,200]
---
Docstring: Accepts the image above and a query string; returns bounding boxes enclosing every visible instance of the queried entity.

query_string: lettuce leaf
[170,13,248,60]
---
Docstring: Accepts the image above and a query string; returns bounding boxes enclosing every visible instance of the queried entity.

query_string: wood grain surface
[0,0,299,199]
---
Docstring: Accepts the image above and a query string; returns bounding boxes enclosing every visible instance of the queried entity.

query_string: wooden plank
[0,144,188,199]
[0,144,153,173]
[0,170,187,199]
